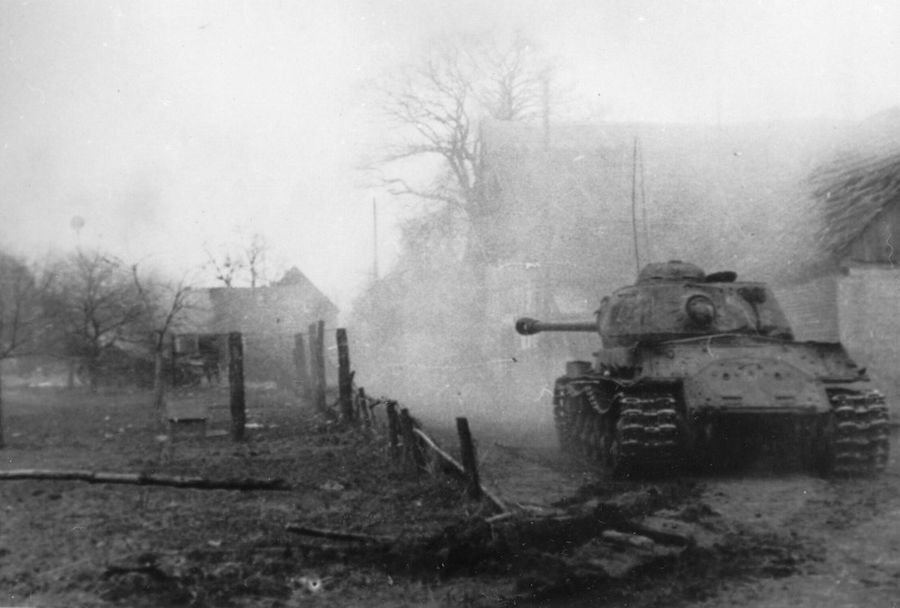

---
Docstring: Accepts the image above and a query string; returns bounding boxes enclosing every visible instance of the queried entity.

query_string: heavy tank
[515,261,890,477]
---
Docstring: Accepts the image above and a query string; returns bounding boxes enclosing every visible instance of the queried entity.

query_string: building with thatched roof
[775,108,900,402]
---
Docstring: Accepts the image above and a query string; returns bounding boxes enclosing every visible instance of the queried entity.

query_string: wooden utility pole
[336,328,353,424]
[456,417,481,499]
[293,332,310,400]
[228,332,246,442]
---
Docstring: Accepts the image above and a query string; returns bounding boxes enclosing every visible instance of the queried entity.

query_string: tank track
[615,394,681,472]
[553,379,682,475]
[829,389,890,476]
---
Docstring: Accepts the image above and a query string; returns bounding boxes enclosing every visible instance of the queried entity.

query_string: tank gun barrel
[515,317,598,336]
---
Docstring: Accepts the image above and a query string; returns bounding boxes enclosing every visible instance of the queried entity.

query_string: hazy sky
[2,0,899,308]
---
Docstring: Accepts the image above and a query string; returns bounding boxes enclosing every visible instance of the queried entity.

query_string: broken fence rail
[0,469,288,491]
[352,390,508,515]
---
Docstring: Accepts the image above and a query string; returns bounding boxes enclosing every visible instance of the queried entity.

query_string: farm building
[774,108,900,403]
[179,267,339,388]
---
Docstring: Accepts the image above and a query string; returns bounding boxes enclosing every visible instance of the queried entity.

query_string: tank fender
[683,357,831,413]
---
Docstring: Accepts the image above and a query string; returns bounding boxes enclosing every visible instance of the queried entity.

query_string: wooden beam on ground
[0,469,287,490]
[284,523,394,544]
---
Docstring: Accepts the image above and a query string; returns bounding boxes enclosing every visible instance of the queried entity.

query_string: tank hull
[552,337,889,477]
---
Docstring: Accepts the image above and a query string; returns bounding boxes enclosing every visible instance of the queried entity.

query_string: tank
[515,261,890,477]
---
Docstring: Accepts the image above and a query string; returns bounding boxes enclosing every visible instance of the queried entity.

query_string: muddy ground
[2,386,899,607]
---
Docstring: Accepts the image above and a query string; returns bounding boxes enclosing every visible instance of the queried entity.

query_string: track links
[553,379,684,474]
[616,394,681,470]
[830,389,890,476]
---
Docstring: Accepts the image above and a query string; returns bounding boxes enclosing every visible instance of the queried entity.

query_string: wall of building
[838,266,900,408]
[773,274,840,341]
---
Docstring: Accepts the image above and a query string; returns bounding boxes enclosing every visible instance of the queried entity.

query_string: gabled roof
[809,108,900,258]
[178,267,338,335]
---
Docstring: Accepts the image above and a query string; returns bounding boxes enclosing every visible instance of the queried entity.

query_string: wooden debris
[285,523,394,544]
[0,469,287,491]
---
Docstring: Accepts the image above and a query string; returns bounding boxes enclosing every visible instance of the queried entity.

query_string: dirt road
[472,422,900,608]
[691,458,900,607]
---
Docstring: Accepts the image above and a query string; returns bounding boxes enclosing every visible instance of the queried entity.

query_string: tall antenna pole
[372,198,379,281]
[631,136,641,275]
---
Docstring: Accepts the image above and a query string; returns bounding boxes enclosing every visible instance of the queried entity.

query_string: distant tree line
[0,247,198,447]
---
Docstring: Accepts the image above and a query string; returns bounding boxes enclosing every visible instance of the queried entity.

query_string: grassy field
[0,386,490,607]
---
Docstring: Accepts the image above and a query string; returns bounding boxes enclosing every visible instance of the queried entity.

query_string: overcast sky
[2,0,899,309]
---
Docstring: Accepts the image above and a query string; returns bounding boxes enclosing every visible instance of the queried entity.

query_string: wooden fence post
[357,387,371,427]
[336,328,354,424]
[228,332,246,442]
[400,408,424,472]
[314,321,327,413]
[306,323,319,407]
[293,332,311,400]
[456,417,481,499]
[307,322,327,414]
[386,401,400,461]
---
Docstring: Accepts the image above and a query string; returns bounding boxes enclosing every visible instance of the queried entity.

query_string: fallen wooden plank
[285,523,394,544]
[0,469,287,491]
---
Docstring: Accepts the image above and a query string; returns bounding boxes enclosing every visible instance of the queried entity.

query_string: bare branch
[370,30,558,264]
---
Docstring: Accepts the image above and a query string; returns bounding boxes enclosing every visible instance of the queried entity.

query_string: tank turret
[516,260,794,347]
[514,260,889,479]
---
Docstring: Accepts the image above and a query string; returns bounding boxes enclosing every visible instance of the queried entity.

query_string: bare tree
[49,250,146,391]
[0,254,54,448]
[132,266,196,411]
[245,233,269,289]
[204,232,270,288]
[203,245,244,288]
[374,30,558,265]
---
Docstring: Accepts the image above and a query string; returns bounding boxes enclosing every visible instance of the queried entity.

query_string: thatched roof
[809,108,900,258]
